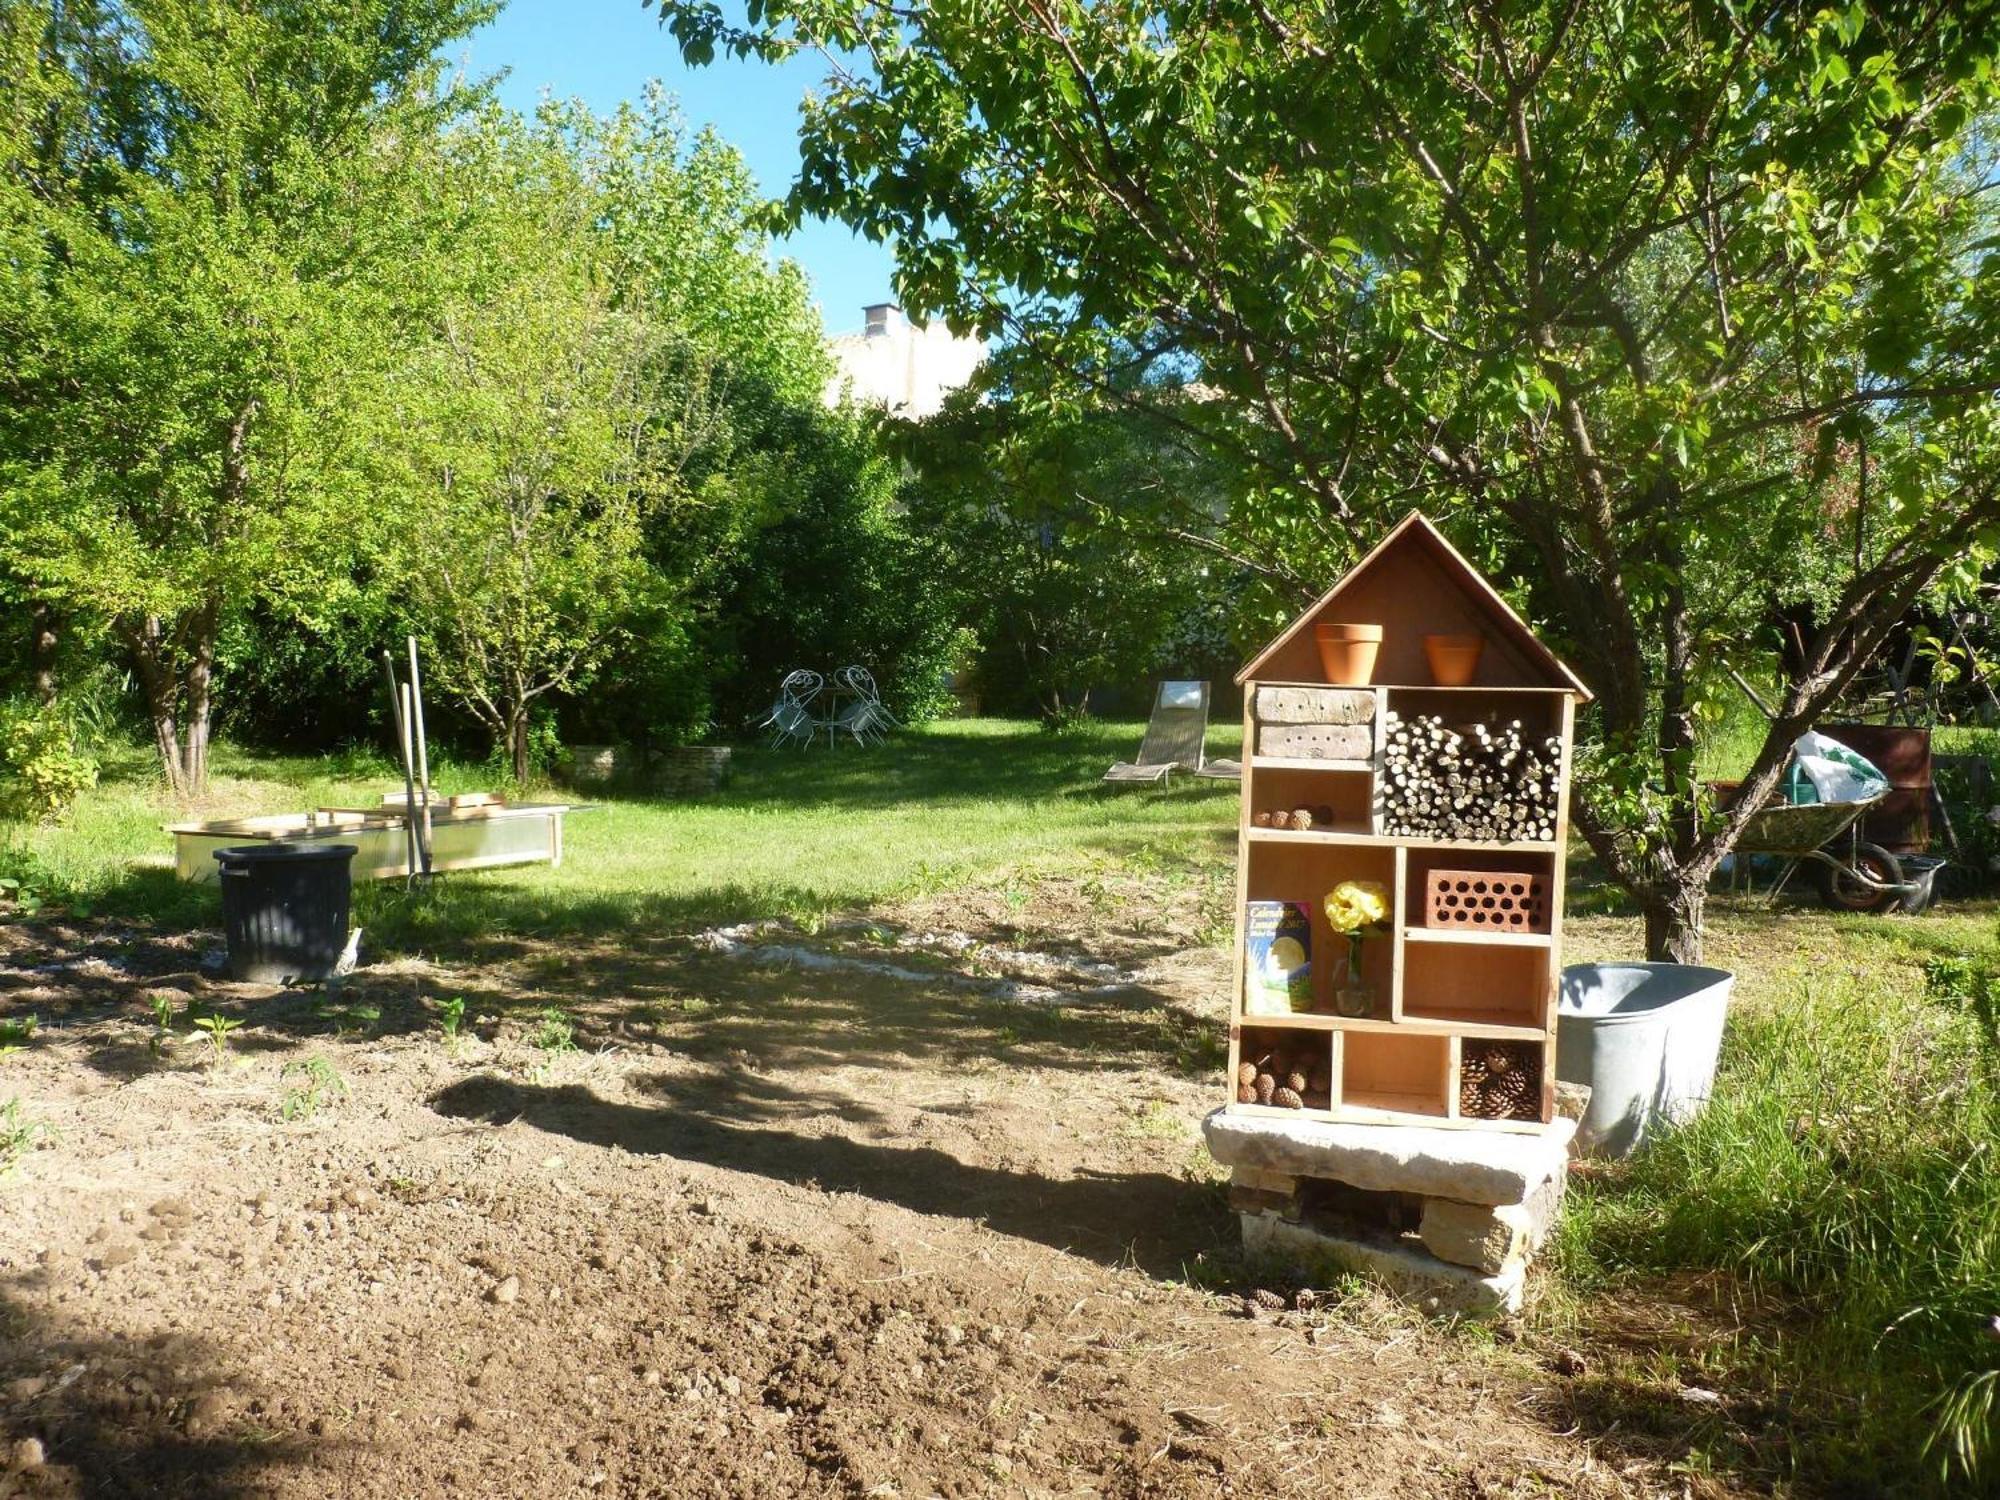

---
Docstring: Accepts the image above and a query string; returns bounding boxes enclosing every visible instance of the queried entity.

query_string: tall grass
[1559,952,2000,1491]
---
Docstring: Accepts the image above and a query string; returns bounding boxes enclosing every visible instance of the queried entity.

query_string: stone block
[1203,1108,1574,1206]
[1257,723,1373,762]
[1230,1166,1297,1194]
[1240,1212,1524,1317]
[1227,1165,1299,1217]
[1554,1080,1592,1123]
[1253,686,1377,726]
[1418,1176,1563,1274]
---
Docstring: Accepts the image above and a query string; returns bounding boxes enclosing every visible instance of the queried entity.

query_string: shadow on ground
[0,1284,329,1498]
[428,1071,1236,1280]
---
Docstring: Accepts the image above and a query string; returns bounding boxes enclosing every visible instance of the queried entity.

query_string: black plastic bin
[213,842,357,984]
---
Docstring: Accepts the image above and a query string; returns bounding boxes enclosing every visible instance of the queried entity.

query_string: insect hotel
[1202,512,1591,1314]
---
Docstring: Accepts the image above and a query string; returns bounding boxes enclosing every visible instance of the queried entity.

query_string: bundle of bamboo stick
[1377,710,1560,842]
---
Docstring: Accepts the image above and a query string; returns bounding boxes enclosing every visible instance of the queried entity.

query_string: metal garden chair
[1103,680,1215,787]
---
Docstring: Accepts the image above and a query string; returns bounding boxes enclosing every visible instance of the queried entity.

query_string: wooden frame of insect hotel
[1226,511,1591,1134]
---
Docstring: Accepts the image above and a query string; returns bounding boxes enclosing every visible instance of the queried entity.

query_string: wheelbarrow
[1723,789,1915,911]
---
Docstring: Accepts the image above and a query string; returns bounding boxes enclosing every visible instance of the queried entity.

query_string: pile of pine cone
[1237,1045,1332,1110]
[1458,1041,1542,1120]
[1252,803,1336,831]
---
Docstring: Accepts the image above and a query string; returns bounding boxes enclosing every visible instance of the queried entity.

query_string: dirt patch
[0,876,1684,1498]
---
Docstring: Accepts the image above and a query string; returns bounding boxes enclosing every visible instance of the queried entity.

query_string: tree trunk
[28,601,57,706]
[124,606,222,799]
[507,704,531,786]
[182,599,219,794]
[128,616,187,799]
[1642,878,1706,964]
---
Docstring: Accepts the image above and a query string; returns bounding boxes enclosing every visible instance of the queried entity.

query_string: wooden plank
[1227,691,1256,1105]
[1388,844,1407,1021]
[1246,826,1557,854]
[1248,756,1374,773]
[1402,927,1553,948]
[1327,1014,1545,1041]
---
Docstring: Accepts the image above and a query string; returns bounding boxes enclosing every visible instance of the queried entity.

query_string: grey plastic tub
[1556,963,1735,1157]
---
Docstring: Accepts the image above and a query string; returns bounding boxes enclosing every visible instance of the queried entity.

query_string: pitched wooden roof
[1234,511,1592,698]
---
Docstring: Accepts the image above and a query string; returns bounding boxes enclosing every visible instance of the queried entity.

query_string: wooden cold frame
[1224,513,1586,1135]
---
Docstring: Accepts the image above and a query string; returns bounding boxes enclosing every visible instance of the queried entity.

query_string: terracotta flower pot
[1314,623,1383,684]
[1423,632,1484,686]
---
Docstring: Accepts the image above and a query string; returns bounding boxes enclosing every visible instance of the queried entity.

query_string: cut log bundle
[1377,711,1562,842]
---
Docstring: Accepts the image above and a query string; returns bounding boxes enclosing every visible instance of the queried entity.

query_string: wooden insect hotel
[1203,511,1591,1313]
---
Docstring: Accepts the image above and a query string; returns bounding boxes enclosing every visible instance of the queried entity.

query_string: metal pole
[399,682,422,881]
[381,651,418,881]
[406,636,434,874]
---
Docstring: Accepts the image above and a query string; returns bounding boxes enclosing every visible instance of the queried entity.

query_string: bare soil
[0,869,1690,1498]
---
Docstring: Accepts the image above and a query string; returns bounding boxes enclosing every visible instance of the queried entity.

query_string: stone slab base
[1204,1107,1575,1205]
[1241,1212,1524,1317]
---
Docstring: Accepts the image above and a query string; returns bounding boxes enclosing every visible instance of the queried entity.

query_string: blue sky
[463,0,896,334]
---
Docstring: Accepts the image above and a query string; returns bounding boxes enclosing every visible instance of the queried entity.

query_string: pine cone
[1237,1062,1258,1088]
[1236,1083,1257,1104]
[1303,1088,1330,1111]
[1272,1086,1304,1109]
[1254,1072,1277,1105]
[1285,1070,1309,1095]
[1482,1044,1516,1077]
[1253,810,1273,827]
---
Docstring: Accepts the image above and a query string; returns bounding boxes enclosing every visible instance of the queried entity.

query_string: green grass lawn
[2,717,1242,943]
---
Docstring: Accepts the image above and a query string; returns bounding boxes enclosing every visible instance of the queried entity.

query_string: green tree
[900,374,1237,720]
[656,0,2000,961]
[384,109,660,785]
[0,0,493,794]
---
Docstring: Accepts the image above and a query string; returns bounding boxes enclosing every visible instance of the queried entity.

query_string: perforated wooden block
[1423,869,1548,932]
[1253,686,1377,726]
[1258,723,1373,761]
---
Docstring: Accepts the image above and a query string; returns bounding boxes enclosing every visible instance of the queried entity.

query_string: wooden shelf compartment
[1241,840,1396,1017]
[1404,847,1559,937]
[1231,1024,1337,1112]
[1400,939,1552,1031]
[1339,1030,1450,1120]
[1248,764,1375,830]
[1450,1035,1556,1127]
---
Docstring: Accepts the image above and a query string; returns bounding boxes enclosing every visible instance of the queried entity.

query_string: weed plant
[529,1006,577,1076]
[280,1056,347,1120]
[0,1015,36,1058]
[0,1098,47,1176]
[1558,958,2000,1491]
[191,1012,242,1063]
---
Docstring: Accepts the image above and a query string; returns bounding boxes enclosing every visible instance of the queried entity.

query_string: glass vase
[1334,939,1375,1018]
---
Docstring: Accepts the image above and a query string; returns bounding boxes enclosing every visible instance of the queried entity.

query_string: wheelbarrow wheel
[1816,843,1903,912]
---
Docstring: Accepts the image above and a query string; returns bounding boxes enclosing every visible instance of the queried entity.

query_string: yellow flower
[1324,879,1389,934]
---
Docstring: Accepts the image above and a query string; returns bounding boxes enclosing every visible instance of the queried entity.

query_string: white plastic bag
[1787,730,1889,805]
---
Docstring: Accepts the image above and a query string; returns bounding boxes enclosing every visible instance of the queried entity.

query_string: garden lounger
[1104,680,1211,787]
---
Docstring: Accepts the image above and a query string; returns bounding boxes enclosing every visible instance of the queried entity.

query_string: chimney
[862,302,898,338]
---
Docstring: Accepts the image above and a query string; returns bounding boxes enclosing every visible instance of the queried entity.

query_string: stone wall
[560,744,732,799]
